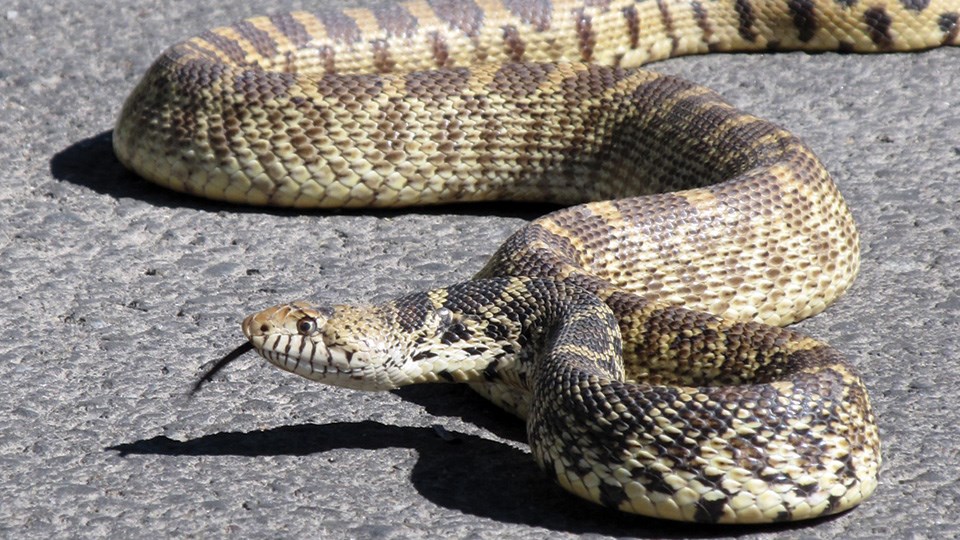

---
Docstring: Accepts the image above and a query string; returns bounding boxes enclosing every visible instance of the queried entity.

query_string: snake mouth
[189,337,373,395]
[248,334,382,390]
[255,340,343,378]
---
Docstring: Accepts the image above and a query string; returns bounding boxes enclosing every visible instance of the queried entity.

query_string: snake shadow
[49,131,557,219]
[108,386,840,537]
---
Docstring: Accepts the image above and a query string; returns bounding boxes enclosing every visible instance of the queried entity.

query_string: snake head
[241,295,506,391]
[242,301,400,390]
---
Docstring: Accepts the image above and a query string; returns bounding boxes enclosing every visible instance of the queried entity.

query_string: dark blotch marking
[598,481,628,508]
[863,7,894,48]
[734,0,758,42]
[622,5,640,49]
[787,0,818,42]
[371,2,420,38]
[412,350,438,361]
[940,13,960,43]
[404,67,471,101]
[483,358,501,381]
[825,492,845,515]
[837,40,855,53]
[693,495,728,523]
[268,13,312,47]
[574,8,596,61]
[429,31,451,67]
[758,468,791,485]
[503,0,553,31]
[440,321,473,345]
[199,30,248,65]
[482,319,512,342]
[772,509,792,523]
[371,39,395,72]
[702,469,728,493]
[395,291,433,333]
[835,0,857,6]
[318,45,336,73]
[232,70,298,98]
[901,0,930,10]
[488,62,555,98]
[690,1,714,49]
[317,71,383,101]
[233,21,279,60]
[835,452,861,485]
[502,25,526,61]
[793,480,821,497]
[638,467,675,495]
[315,7,362,44]
[438,370,455,382]
[428,0,485,37]
[656,0,679,53]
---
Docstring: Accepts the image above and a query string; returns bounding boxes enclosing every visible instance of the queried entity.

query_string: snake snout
[241,309,281,344]
[241,310,273,340]
[240,313,259,340]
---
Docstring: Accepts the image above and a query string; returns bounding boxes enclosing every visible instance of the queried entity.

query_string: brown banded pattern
[119,0,960,526]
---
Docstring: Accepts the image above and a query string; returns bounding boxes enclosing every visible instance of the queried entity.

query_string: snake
[113,0,959,524]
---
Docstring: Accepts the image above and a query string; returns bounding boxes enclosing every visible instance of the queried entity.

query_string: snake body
[115,0,959,524]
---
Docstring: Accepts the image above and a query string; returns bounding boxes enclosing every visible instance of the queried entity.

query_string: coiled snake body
[115,0,959,524]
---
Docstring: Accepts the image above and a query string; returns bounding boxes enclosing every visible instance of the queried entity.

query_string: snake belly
[114,0,958,524]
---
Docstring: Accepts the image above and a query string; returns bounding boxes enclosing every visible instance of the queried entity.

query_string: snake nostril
[260,323,270,332]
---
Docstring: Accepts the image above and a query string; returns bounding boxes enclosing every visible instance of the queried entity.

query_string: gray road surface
[1,0,958,538]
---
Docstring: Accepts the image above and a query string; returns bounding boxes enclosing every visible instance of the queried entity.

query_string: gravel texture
[1,0,958,538]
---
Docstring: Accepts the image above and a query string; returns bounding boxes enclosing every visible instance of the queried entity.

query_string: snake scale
[114,0,958,524]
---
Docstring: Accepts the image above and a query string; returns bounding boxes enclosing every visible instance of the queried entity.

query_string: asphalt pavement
[1,0,958,538]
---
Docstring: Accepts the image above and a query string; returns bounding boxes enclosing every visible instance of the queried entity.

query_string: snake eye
[296,317,318,335]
